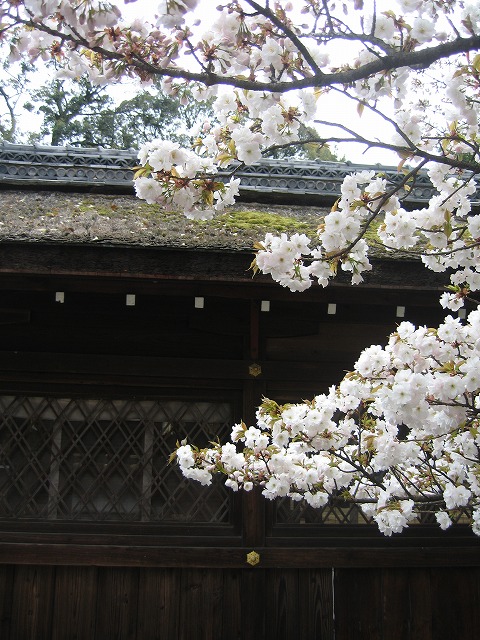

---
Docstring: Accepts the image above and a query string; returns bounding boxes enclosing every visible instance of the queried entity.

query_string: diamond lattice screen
[275,495,471,527]
[275,497,373,526]
[0,396,232,524]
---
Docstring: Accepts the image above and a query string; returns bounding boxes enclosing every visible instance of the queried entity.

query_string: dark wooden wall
[0,565,333,640]
[334,567,480,640]
[1,565,479,640]
[0,248,479,639]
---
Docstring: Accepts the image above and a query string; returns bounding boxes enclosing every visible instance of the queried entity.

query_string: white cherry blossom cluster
[133,137,241,219]
[255,170,405,291]
[132,82,316,215]
[415,165,479,309]
[256,160,480,300]
[177,310,480,535]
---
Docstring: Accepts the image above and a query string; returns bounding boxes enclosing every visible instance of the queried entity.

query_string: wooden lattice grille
[0,396,232,524]
[275,497,373,526]
[275,493,471,527]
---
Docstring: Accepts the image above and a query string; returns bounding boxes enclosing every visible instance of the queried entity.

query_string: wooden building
[0,144,479,639]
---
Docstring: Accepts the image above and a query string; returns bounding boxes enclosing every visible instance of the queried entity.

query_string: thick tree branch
[309,120,480,173]
[104,35,480,91]
[9,10,480,93]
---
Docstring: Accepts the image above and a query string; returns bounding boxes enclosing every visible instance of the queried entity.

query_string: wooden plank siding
[51,567,97,640]
[1,564,478,639]
[0,565,335,640]
[334,567,480,640]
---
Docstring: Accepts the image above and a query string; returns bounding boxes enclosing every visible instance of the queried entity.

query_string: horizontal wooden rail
[0,543,479,568]
[0,350,344,383]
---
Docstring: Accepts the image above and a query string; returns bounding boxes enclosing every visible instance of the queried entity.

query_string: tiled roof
[2,142,476,205]
[0,144,452,289]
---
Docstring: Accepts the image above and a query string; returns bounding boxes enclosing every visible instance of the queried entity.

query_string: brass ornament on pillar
[246,550,260,566]
[248,363,262,377]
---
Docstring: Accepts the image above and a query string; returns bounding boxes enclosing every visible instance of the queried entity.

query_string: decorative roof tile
[2,142,477,205]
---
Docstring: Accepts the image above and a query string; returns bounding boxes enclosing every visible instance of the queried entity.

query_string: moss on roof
[0,188,423,262]
[0,189,323,250]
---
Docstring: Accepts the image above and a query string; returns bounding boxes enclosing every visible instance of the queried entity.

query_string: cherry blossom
[177,312,480,535]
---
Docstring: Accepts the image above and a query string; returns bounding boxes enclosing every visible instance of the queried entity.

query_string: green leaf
[473,54,480,73]
[249,257,259,276]
[216,152,234,166]
[133,163,152,179]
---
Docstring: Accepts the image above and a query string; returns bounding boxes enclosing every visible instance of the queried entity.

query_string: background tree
[23,75,216,148]
[108,85,215,149]
[0,60,35,142]
[24,76,113,146]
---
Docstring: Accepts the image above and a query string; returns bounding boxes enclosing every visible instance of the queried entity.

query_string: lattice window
[275,497,373,526]
[0,396,232,524]
[275,496,471,527]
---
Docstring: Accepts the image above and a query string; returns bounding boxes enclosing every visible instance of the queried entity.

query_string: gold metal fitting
[248,363,262,377]
[246,550,260,566]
